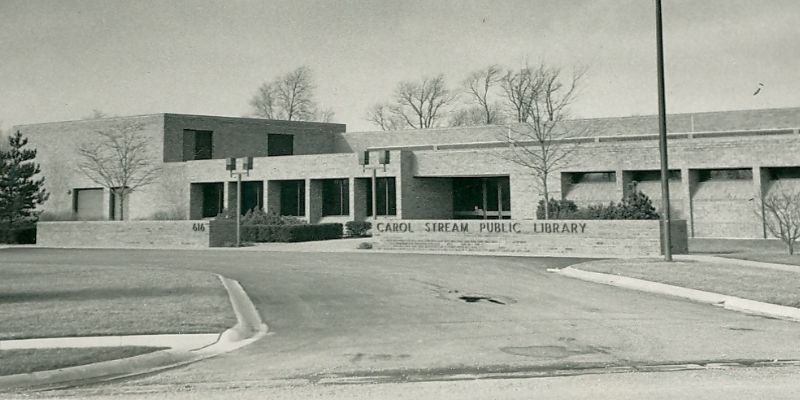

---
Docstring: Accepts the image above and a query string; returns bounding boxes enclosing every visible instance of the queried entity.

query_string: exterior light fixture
[379,150,390,165]
[358,150,369,167]
[228,156,255,247]
[242,157,253,171]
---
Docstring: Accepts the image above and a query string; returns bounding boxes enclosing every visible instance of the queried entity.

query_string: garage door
[74,188,104,220]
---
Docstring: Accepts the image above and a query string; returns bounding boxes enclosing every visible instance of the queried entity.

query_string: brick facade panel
[37,221,212,248]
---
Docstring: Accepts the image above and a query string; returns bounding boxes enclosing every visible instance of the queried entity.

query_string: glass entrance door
[452,176,510,219]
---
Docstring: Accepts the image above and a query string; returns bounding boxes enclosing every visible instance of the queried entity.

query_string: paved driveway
[3,248,800,398]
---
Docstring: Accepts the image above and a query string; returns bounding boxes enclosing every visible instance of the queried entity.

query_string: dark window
[109,186,130,221]
[698,168,752,181]
[769,167,800,180]
[195,130,213,159]
[322,179,349,216]
[366,177,397,216]
[575,171,616,183]
[201,183,224,218]
[280,180,305,216]
[183,129,213,160]
[452,177,511,219]
[631,170,681,182]
[453,178,484,213]
[240,181,263,215]
[268,134,294,156]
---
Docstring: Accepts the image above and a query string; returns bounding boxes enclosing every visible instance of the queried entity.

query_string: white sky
[1,0,798,132]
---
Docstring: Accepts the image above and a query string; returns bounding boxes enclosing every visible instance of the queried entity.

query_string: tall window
[366,177,397,216]
[201,183,224,218]
[268,134,294,156]
[280,180,305,216]
[183,129,213,160]
[322,179,349,216]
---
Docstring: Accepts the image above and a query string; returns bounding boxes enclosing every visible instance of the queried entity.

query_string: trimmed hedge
[345,221,372,237]
[242,223,342,243]
[0,223,36,244]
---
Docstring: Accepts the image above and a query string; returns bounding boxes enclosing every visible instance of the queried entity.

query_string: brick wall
[18,111,800,241]
[208,219,237,247]
[17,115,168,221]
[373,219,688,258]
[37,221,213,248]
[334,108,800,152]
[163,114,345,162]
[692,179,760,238]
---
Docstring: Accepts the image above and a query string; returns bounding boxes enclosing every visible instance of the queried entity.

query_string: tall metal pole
[371,168,378,220]
[656,0,672,261]
[236,173,242,247]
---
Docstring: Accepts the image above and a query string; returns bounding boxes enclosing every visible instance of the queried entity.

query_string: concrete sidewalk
[556,255,800,323]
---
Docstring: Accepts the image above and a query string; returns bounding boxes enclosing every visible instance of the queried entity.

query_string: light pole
[226,157,253,247]
[655,0,672,261]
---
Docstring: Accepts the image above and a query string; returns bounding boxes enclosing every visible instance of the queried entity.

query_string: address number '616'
[192,223,206,232]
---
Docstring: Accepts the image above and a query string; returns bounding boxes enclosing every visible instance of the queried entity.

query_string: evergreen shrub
[345,221,372,237]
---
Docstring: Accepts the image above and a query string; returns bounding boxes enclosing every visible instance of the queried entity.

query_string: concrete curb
[555,266,800,323]
[0,275,267,392]
[0,334,220,351]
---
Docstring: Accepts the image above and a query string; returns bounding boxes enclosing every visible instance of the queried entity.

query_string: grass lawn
[690,238,800,266]
[576,258,800,308]
[0,347,165,376]
[0,264,237,340]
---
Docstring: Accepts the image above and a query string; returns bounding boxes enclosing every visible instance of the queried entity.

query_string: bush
[357,242,373,250]
[541,185,659,220]
[241,223,342,243]
[236,208,304,226]
[215,208,237,220]
[618,187,660,220]
[345,221,372,237]
[215,208,305,225]
[536,198,578,219]
[0,223,36,244]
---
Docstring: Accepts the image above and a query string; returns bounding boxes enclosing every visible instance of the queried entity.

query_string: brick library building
[16,107,800,239]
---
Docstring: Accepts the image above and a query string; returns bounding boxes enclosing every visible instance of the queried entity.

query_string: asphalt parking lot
[3,248,800,398]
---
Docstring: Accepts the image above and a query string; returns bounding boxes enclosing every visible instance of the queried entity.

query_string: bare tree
[249,83,278,119]
[498,65,585,219]
[392,74,456,129]
[366,103,403,131]
[449,106,490,127]
[463,65,504,125]
[501,64,537,123]
[275,66,316,121]
[76,121,161,220]
[756,183,800,254]
[314,106,336,123]
[249,66,319,121]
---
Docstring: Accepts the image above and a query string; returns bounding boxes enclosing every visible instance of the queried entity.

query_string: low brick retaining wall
[37,220,236,248]
[373,219,687,257]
